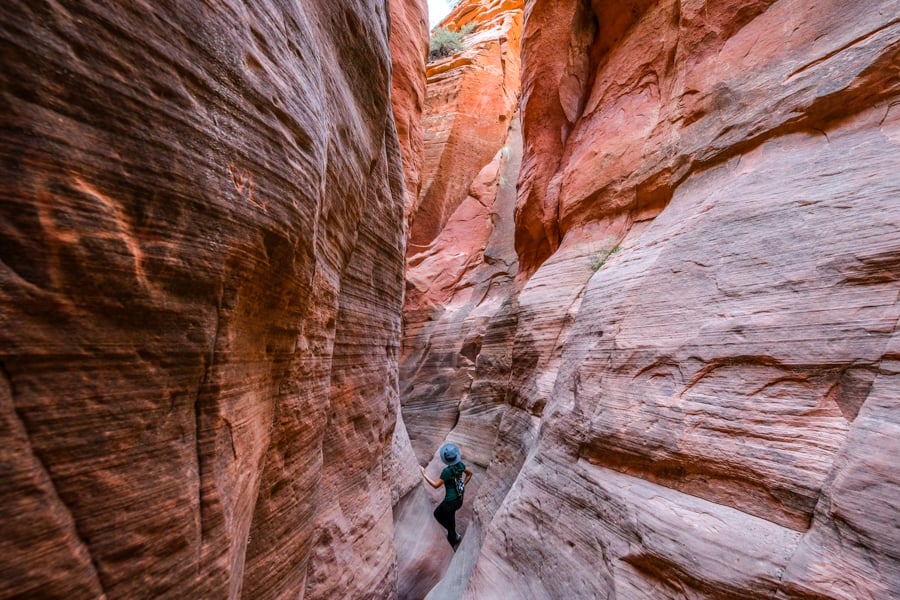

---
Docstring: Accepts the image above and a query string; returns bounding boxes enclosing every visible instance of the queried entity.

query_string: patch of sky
[428,0,452,28]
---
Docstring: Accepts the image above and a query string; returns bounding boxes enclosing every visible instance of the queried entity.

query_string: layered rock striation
[400,0,900,598]
[390,0,431,222]
[407,0,523,255]
[402,0,523,460]
[6,0,895,597]
[396,1,524,596]
[0,1,424,598]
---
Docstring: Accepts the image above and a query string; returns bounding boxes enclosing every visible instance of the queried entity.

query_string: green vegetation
[590,245,622,272]
[428,23,477,62]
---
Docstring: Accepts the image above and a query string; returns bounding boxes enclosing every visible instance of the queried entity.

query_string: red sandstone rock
[396,2,524,596]
[516,0,900,278]
[457,0,900,597]
[407,0,523,252]
[397,111,522,600]
[470,106,900,598]
[390,0,430,222]
[401,0,523,460]
[0,2,414,598]
[397,0,900,597]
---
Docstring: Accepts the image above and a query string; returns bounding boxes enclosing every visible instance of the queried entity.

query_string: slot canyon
[1,0,898,598]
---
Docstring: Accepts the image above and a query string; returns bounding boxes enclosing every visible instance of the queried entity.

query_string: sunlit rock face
[461,0,900,598]
[395,0,524,597]
[402,0,524,461]
[407,0,523,255]
[396,0,898,598]
[0,2,411,598]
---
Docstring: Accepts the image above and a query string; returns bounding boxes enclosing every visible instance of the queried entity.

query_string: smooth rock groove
[0,2,423,598]
[400,0,900,598]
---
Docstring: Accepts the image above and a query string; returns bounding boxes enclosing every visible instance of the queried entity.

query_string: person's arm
[419,465,444,489]
[463,467,473,484]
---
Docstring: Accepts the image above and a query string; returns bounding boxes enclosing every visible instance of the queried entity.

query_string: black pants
[433,497,463,546]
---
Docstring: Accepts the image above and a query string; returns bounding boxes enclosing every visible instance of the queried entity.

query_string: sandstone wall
[400,0,900,598]
[464,0,900,598]
[406,0,523,253]
[0,2,415,598]
[396,1,523,596]
[402,0,523,461]
[390,0,430,223]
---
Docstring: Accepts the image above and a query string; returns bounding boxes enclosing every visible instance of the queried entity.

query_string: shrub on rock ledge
[428,23,475,62]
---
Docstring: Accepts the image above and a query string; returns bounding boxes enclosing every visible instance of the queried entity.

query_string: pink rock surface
[469,105,900,598]
[400,0,900,597]
[401,0,524,464]
[455,0,900,594]
[390,0,430,222]
[0,1,414,598]
[407,0,523,252]
[396,2,524,596]
[398,125,521,595]
[516,0,900,277]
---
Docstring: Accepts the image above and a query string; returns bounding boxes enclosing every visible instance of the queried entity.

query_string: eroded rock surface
[407,0,523,253]
[400,0,900,598]
[462,1,900,598]
[402,0,523,458]
[396,1,523,596]
[470,106,900,599]
[0,2,415,598]
[390,0,430,222]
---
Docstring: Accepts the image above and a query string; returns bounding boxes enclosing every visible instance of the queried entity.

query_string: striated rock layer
[396,0,523,596]
[0,1,419,598]
[390,0,430,222]
[463,0,900,598]
[470,108,900,599]
[407,0,523,254]
[401,0,900,598]
[402,0,523,460]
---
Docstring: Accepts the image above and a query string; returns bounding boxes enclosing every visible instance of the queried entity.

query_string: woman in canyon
[419,443,472,549]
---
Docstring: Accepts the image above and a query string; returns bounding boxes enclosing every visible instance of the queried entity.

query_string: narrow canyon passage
[1,1,898,599]
[395,0,900,598]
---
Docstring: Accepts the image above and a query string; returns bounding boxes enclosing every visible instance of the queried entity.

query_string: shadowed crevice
[0,359,108,596]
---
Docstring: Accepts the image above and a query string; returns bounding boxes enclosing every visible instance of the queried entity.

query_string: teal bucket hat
[439,443,461,465]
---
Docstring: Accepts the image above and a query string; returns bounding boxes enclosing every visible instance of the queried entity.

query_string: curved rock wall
[402,2,524,463]
[0,1,419,598]
[400,0,900,598]
[390,0,430,222]
[402,0,523,461]
[396,0,523,596]
[407,0,523,253]
[463,0,900,598]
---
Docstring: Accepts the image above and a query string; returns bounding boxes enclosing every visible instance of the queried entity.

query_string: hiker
[419,443,472,549]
